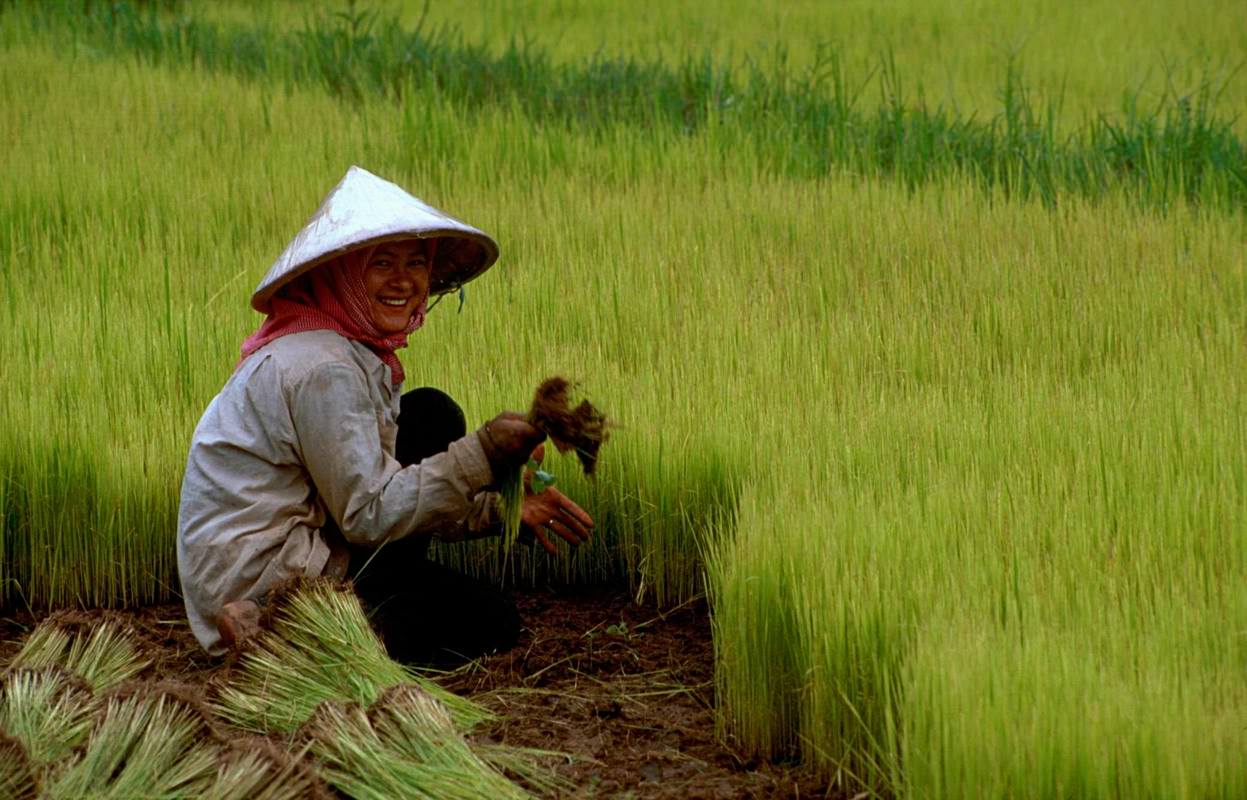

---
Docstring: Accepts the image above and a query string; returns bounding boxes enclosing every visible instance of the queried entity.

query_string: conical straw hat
[251,166,499,313]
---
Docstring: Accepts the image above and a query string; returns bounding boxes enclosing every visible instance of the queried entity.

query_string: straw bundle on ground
[0,668,95,766]
[199,739,330,800]
[304,685,536,800]
[44,688,217,799]
[0,614,337,799]
[216,579,489,733]
[215,580,564,797]
[9,618,148,692]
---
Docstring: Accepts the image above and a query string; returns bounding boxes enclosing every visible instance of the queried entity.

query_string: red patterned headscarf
[239,240,433,386]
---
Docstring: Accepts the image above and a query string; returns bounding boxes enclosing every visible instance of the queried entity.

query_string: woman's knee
[396,387,467,466]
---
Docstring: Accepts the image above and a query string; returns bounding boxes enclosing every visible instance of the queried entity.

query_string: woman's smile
[364,240,430,334]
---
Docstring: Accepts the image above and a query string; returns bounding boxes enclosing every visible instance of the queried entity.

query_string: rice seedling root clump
[498,376,612,548]
[528,376,611,476]
[201,738,331,800]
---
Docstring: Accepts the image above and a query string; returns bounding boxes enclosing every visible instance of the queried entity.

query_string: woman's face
[363,240,430,335]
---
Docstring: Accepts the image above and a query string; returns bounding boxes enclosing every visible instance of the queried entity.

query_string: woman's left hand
[520,486,594,555]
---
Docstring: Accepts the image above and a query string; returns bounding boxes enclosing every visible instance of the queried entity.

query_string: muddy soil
[0,587,833,799]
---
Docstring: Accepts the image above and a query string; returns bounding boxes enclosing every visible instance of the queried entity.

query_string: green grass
[8,1,1246,213]
[203,0,1247,135]
[1,2,1246,795]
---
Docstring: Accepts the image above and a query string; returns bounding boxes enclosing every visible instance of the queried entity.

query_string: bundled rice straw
[0,669,95,765]
[498,376,611,550]
[10,618,148,692]
[45,689,217,799]
[216,579,489,733]
[199,738,330,800]
[304,685,531,800]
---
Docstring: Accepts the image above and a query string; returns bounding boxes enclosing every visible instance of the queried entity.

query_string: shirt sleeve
[288,361,496,547]
[448,490,503,542]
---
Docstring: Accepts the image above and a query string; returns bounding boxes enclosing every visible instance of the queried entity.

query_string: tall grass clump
[704,180,1247,794]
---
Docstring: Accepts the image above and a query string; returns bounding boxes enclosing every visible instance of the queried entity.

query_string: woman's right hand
[477,411,546,479]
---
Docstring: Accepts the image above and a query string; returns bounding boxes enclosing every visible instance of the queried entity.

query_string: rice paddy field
[2,0,1245,797]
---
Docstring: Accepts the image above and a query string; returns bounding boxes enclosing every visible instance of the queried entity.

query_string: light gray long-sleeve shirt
[177,330,498,654]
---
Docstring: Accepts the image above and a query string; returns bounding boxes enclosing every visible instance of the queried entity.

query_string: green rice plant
[304,685,533,800]
[216,580,489,733]
[0,669,95,766]
[900,612,1247,799]
[497,464,527,557]
[45,690,218,799]
[9,620,149,692]
[7,1,1245,212]
[0,732,37,800]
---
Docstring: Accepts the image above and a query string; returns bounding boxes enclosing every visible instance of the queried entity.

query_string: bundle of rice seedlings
[371,686,570,799]
[45,688,218,799]
[304,685,534,800]
[10,618,148,691]
[0,732,38,800]
[198,738,329,800]
[498,376,611,550]
[0,669,95,765]
[216,579,489,733]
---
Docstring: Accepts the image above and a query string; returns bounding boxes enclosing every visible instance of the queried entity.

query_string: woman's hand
[521,485,594,555]
[477,411,546,481]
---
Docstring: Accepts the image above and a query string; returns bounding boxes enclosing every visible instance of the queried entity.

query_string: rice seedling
[253,0,1247,132]
[9,619,149,692]
[0,669,95,766]
[45,689,218,799]
[216,579,489,733]
[495,376,609,569]
[304,685,536,800]
[7,2,1244,212]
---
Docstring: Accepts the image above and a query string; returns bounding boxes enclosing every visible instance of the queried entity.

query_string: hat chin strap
[424,284,466,315]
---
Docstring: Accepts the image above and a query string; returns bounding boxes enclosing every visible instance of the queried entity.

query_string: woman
[177,166,594,664]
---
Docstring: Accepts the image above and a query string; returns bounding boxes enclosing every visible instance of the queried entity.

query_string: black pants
[346,387,520,668]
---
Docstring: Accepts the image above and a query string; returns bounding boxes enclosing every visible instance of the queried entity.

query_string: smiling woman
[364,240,432,335]
[177,166,595,664]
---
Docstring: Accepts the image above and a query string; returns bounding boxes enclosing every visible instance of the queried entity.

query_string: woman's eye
[370,260,392,269]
